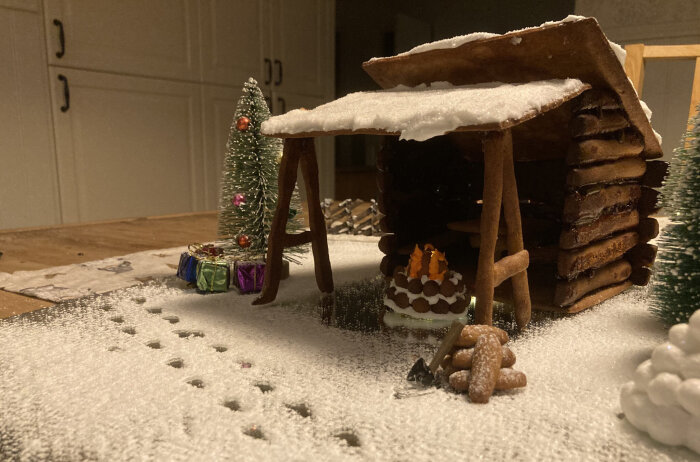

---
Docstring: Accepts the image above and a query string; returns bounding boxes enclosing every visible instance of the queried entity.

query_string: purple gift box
[233,261,265,294]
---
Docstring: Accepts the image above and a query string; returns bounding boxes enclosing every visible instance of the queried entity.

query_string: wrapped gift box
[176,252,199,284]
[233,261,265,294]
[196,259,230,293]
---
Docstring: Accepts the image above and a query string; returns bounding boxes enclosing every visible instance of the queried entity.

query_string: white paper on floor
[0,246,186,302]
[1,274,698,459]
[0,235,380,303]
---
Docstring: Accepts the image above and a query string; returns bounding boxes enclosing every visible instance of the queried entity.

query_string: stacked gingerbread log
[555,89,667,311]
[440,325,527,403]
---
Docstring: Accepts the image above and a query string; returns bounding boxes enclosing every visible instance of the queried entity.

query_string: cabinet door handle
[58,74,70,112]
[274,59,282,86]
[53,19,65,58]
[277,97,286,113]
[264,58,272,85]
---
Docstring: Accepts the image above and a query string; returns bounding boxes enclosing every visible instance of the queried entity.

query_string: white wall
[576,0,700,159]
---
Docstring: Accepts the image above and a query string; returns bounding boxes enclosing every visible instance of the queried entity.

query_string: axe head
[407,358,434,386]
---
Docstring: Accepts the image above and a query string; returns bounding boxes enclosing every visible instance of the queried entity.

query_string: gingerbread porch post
[253,137,333,305]
[474,129,531,327]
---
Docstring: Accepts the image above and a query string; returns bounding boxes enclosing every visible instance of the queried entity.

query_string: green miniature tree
[650,105,700,325]
[218,77,306,262]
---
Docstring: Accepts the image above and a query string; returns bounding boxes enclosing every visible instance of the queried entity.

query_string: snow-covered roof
[261,79,589,142]
[372,15,627,67]
[361,16,663,158]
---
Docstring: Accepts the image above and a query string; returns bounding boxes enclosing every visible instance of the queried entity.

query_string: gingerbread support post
[253,137,333,305]
[475,129,531,328]
[500,130,531,329]
[475,131,505,325]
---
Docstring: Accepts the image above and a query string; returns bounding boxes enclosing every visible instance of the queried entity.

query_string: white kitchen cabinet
[199,0,268,86]
[0,3,61,229]
[43,0,201,81]
[49,68,204,223]
[1,1,334,229]
[269,0,334,99]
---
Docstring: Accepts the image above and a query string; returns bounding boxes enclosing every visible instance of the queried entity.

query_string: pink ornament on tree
[232,193,246,207]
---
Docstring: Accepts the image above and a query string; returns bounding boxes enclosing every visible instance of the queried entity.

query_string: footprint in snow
[162,315,179,324]
[242,425,265,440]
[286,403,312,418]
[167,358,184,369]
[186,378,205,389]
[223,400,240,411]
[175,330,204,339]
[255,383,273,393]
[146,307,162,314]
[121,326,136,335]
[146,340,162,349]
[334,430,361,447]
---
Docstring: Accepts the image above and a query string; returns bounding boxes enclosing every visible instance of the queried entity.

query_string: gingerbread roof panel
[362,16,662,158]
[261,79,589,141]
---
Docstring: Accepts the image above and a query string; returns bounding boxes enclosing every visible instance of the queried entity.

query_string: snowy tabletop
[1,229,698,460]
[261,79,588,142]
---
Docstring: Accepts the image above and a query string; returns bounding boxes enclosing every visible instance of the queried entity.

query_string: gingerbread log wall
[375,88,665,313]
[554,89,666,311]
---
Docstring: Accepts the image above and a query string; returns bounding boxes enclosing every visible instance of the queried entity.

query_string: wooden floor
[0,212,218,319]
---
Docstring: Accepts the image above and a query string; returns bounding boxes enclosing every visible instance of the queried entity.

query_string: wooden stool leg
[253,138,303,305]
[299,139,334,294]
[501,130,531,329]
[475,132,505,325]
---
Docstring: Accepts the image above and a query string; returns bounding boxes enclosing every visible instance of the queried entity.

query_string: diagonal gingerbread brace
[253,138,334,305]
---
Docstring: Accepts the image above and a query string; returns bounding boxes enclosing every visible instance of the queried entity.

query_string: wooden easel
[474,129,531,329]
[253,137,333,305]
[624,44,700,126]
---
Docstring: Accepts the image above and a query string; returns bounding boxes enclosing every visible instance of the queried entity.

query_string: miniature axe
[407,320,465,386]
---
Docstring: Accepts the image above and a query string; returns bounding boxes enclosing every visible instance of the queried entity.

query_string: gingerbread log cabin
[255,16,667,318]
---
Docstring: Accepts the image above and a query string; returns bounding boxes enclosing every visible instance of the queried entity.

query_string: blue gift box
[176,252,199,283]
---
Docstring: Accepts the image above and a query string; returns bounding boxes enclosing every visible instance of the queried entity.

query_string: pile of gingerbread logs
[441,325,526,403]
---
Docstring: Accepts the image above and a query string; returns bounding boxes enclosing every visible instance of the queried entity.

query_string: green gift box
[196,259,230,293]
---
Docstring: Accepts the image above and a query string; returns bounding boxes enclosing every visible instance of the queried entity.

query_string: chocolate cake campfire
[384,244,470,320]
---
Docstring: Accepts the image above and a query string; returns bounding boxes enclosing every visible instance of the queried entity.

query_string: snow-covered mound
[620,309,700,454]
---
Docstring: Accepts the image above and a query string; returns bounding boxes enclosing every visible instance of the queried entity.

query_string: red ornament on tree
[236,116,250,131]
[237,234,251,248]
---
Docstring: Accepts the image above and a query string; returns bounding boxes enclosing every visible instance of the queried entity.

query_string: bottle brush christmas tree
[218,77,306,263]
[650,105,700,325]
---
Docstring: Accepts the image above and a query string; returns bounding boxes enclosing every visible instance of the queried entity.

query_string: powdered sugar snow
[1,236,698,460]
[261,79,587,142]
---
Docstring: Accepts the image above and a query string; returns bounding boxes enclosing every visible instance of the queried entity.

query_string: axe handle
[429,320,465,374]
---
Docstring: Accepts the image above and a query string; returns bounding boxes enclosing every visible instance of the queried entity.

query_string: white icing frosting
[620,309,700,454]
[383,296,472,321]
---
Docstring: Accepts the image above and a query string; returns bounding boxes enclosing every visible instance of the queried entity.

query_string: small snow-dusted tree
[650,105,700,325]
[218,78,306,262]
